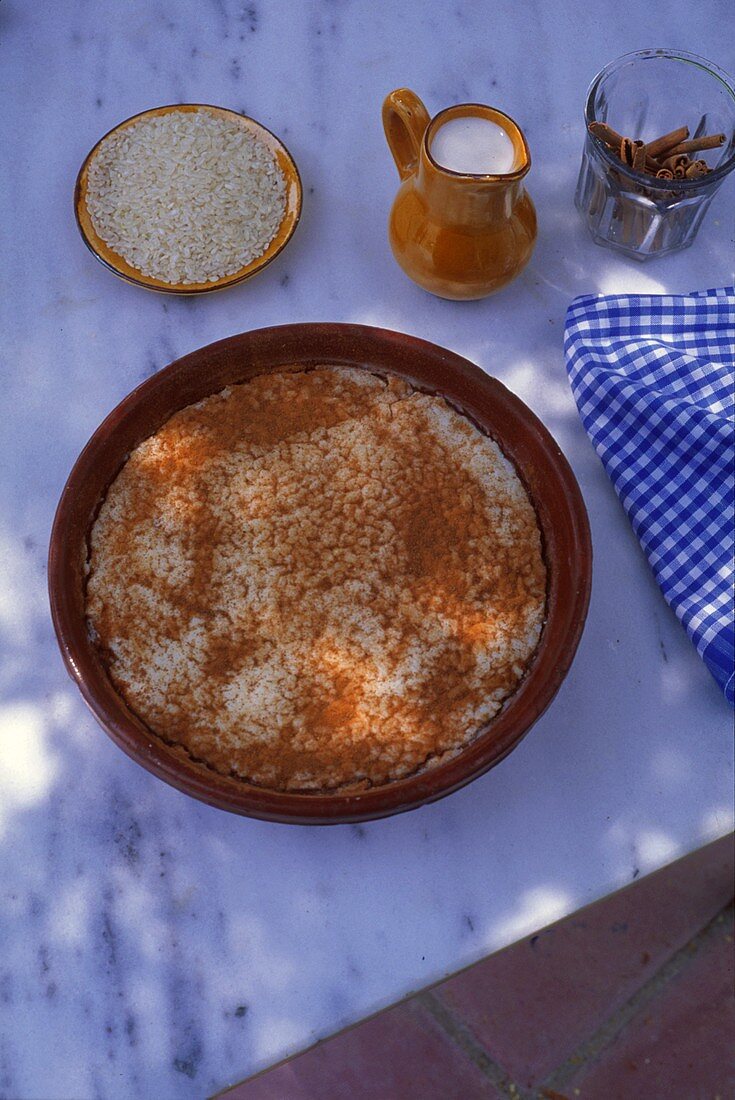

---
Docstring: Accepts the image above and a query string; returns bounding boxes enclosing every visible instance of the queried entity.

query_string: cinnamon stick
[662,153,690,172]
[620,137,636,166]
[665,133,725,157]
[589,120,724,180]
[588,121,623,150]
[632,142,647,172]
[646,125,689,158]
[685,160,709,178]
[588,122,661,173]
[655,168,674,179]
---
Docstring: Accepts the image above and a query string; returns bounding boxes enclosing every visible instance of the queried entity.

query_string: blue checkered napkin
[565,287,735,704]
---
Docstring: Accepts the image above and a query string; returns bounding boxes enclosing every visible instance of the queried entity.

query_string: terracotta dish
[74,104,302,294]
[48,325,592,824]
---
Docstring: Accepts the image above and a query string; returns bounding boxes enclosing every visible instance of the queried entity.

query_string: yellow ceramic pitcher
[382,88,537,300]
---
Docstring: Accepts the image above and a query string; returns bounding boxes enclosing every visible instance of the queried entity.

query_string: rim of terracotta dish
[425,103,531,181]
[48,324,592,825]
[585,48,735,193]
[74,103,303,295]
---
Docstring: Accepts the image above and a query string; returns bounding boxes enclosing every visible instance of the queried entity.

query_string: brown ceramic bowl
[75,104,302,294]
[48,324,591,824]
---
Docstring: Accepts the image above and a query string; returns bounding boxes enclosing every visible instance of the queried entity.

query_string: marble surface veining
[1,1,733,1097]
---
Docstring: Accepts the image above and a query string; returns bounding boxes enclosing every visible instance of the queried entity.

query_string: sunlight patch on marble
[700,805,735,839]
[0,701,59,837]
[502,358,575,415]
[205,834,239,862]
[596,268,666,296]
[251,1016,309,1067]
[600,814,644,888]
[528,260,587,300]
[492,884,573,945]
[48,691,77,727]
[49,879,91,945]
[660,656,698,699]
[228,913,297,990]
[636,829,682,871]
[111,873,159,932]
[348,306,410,333]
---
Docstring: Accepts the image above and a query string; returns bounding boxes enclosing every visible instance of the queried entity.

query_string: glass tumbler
[575,49,735,260]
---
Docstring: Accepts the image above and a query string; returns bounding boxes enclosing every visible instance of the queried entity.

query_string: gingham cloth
[565,286,735,704]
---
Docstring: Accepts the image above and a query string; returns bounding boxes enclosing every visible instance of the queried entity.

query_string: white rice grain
[85,108,287,285]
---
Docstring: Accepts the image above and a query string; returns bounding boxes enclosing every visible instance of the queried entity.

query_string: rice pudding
[86,366,546,791]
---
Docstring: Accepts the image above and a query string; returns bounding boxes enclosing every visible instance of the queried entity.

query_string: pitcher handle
[382,88,431,181]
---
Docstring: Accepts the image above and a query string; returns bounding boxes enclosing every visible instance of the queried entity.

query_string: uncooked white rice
[85,108,287,285]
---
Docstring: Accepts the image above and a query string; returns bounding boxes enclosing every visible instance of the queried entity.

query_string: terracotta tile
[434,835,734,1087]
[219,1000,503,1100]
[565,906,735,1100]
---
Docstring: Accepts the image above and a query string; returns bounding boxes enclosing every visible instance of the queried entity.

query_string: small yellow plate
[74,103,302,295]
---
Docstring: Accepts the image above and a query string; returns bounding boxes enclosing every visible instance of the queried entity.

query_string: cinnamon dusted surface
[86,366,546,791]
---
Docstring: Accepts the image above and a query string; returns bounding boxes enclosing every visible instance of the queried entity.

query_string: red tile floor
[216,834,734,1100]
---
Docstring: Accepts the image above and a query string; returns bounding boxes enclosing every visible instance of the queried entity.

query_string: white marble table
[1,2,733,1097]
